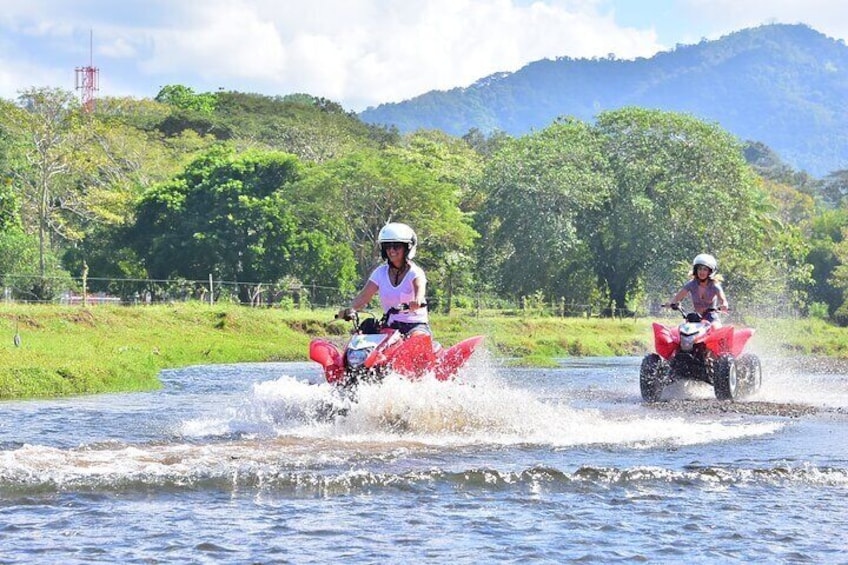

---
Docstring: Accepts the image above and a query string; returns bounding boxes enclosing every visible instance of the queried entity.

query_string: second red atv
[640,305,762,402]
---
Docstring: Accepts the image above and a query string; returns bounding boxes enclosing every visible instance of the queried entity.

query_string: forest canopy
[0,85,845,322]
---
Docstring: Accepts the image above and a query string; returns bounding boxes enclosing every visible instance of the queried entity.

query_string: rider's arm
[351,280,379,310]
[409,275,426,311]
[716,285,729,312]
[669,287,688,306]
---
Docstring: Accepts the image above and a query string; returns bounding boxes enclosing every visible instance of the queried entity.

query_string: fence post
[82,261,89,307]
[208,274,214,305]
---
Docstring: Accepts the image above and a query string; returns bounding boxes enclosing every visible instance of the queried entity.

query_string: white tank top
[368,262,428,324]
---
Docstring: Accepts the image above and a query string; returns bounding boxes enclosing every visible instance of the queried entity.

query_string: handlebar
[336,302,428,321]
[385,302,427,315]
[661,304,728,320]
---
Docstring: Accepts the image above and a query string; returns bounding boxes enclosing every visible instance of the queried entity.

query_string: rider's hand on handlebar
[336,307,355,321]
[390,302,428,313]
[669,302,679,311]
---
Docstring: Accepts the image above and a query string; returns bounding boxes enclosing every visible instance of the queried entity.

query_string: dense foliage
[0,83,846,325]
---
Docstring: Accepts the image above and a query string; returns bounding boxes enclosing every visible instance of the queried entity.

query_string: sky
[0,0,846,112]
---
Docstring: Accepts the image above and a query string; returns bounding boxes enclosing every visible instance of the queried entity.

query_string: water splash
[749,357,848,409]
[0,357,794,492]
[216,357,785,450]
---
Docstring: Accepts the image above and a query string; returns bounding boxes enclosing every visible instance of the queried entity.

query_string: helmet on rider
[378,222,417,260]
[692,253,717,277]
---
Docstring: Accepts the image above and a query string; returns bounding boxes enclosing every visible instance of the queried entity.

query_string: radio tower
[75,30,99,112]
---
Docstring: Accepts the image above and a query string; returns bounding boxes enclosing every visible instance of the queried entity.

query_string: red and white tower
[75,30,99,112]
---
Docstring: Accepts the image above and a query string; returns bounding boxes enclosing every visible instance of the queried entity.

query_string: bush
[808,301,829,320]
[833,301,848,327]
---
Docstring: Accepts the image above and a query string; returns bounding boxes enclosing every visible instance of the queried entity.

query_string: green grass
[0,303,846,399]
[0,303,325,399]
[431,312,653,359]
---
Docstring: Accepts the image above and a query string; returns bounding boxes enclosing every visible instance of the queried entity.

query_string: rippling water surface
[1,353,847,563]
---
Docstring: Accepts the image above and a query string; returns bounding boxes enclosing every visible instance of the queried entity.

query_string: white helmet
[693,253,717,275]
[378,222,418,259]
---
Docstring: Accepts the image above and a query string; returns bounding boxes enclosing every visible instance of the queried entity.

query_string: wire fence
[0,273,340,308]
[0,273,803,319]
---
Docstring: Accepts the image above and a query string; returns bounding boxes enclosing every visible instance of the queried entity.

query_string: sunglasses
[383,242,406,250]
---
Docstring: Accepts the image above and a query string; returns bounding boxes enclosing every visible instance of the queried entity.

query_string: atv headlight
[346,348,369,367]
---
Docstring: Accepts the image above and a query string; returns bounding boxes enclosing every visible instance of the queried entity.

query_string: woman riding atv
[668,253,729,326]
[338,222,431,337]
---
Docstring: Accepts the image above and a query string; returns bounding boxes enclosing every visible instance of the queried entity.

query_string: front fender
[309,339,344,383]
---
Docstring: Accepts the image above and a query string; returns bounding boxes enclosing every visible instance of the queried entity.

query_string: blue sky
[0,0,845,112]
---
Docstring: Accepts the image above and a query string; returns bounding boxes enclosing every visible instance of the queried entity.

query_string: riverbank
[0,303,844,399]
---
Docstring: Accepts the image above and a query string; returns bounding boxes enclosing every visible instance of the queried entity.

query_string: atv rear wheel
[714,354,739,400]
[736,353,762,397]
[640,353,668,402]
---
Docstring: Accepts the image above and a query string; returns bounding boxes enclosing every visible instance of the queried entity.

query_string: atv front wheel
[736,353,762,397]
[714,354,739,400]
[640,353,668,402]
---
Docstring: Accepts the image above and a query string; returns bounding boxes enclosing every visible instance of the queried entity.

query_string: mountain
[359,24,848,177]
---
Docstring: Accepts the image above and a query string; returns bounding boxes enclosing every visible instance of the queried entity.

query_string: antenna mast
[75,30,99,112]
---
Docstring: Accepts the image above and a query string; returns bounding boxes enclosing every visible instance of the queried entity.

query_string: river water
[1,352,846,563]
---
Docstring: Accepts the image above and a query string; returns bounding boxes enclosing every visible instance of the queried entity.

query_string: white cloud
[99,36,138,59]
[139,0,663,109]
[0,57,69,99]
[0,0,846,110]
[140,1,287,80]
[682,0,848,42]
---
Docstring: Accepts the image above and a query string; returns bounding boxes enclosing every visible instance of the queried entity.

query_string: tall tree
[3,88,89,298]
[130,145,357,302]
[292,147,477,289]
[62,103,216,288]
[585,108,771,310]
[475,118,610,301]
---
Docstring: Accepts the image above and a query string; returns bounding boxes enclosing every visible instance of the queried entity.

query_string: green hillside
[360,24,848,176]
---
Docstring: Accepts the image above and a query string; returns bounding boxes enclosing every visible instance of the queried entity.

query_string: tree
[62,100,218,288]
[2,88,89,298]
[388,129,484,207]
[129,145,357,302]
[586,108,779,311]
[155,85,217,114]
[0,173,44,291]
[475,118,610,301]
[821,170,848,208]
[291,147,478,295]
[807,209,848,317]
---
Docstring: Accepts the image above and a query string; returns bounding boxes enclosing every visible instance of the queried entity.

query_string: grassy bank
[0,304,319,399]
[0,303,843,399]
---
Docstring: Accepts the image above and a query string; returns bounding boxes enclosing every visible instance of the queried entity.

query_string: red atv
[309,304,484,389]
[640,305,762,402]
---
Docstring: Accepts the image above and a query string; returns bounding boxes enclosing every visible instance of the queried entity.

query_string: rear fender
[435,335,484,381]
[705,326,736,356]
[729,327,755,357]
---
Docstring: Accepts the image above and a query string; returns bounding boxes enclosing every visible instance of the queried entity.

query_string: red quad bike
[640,305,762,402]
[309,304,485,389]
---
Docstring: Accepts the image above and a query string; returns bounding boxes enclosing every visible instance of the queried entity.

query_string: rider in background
[668,253,729,325]
[338,222,431,337]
